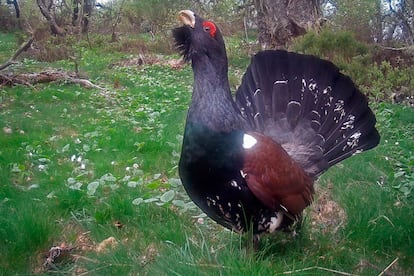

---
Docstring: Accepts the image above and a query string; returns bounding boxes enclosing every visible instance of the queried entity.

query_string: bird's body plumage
[174,10,380,235]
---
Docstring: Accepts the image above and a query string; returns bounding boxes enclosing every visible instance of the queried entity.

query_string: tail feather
[236,50,380,177]
[286,101,301,128]
[322,89,367,146]
[324,112,379,165]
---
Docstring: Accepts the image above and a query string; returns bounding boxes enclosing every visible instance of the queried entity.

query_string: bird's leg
[245,232,261,252]
[291,215,303,237]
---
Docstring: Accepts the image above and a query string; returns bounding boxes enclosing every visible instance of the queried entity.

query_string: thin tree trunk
[82,0,93,34]
[6,0,20,18]
[72,0,79,26]
[253,0,322,49]
[36,0,65,35]
[111,0,126,42]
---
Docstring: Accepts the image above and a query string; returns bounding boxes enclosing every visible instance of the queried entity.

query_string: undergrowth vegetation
[1,31,413,275]
[293,29,414,102]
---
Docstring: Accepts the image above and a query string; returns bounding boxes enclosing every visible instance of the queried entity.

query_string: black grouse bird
[173,10,380,236]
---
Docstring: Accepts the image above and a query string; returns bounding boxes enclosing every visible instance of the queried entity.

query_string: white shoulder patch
[242,133,257,149]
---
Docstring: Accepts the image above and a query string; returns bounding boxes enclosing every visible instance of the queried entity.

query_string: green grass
[0,32,18,60]
[1,32,414,274]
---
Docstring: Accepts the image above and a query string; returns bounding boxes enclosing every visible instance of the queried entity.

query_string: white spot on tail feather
[230,180,238,188]
[288,100,301,107]
[243,134,257,149]
[323,86,332,94]
[343,131,362,151]
[353,149,363,156]
[245,96,251,107]
[230,180,242,190]
[300,79,305,93]
[240,107,246,117]
[308,80,317,91]
[311,110,321,118]
[334,100,346,123]
[274,80,288,85]
[341,114,355,131]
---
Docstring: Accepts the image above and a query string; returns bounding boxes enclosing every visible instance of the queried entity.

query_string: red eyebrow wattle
[203,21,217,37]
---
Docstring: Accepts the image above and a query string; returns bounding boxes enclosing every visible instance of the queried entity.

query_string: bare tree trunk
[72,0,79,26]
[72,0,94,34]
[253,0,322,49]
[6,0,20,18]
[82,0,94,34]
[111,0,126,42]
[36,0,65,36]
[373,0,383,43]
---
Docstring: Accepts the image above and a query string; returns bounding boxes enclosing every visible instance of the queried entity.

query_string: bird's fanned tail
[236,50,380,178]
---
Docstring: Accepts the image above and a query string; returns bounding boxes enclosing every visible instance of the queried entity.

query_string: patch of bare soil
[33,221,122,273]
[306,182,347,236]
[111,54,184,69]
[33,223,95,273]
[33,220,160,273]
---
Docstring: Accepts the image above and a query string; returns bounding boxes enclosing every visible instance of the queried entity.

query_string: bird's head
[173,10,227,64]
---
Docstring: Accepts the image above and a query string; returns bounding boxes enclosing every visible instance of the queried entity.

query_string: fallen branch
[0,70,104,90]
[379,45,414,52]
[0,37,34,71]
[66,77,104,90]
[0,37,104,90]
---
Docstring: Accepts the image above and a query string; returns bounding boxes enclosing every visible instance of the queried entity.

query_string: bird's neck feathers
[188,54,242,132]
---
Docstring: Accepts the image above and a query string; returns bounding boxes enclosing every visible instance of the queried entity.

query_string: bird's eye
[202,21,217,38]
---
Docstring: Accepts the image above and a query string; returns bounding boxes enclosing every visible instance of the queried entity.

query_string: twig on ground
[355,259,398,276]
[379,257,399,276]
[281,266,358,276]
[71,254,99,264]
[179,262,231,270]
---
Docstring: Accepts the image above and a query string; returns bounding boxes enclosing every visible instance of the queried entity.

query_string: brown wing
[242,132,314,215]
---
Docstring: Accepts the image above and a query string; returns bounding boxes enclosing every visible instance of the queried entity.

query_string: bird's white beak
[179,10,195,28]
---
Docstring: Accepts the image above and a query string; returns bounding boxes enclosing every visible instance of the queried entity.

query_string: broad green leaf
[394,171,405,178]
[83,144,91,152]
[127,181,138,188]
[38,158,50,163]
[69,182,82,190]
[132,198,144,205]
[172,200,185,207]
[61,144,70,152]
[144,197,159,203]
[160,190,175,203]
[168,178,181,187]
[87,181,100,195]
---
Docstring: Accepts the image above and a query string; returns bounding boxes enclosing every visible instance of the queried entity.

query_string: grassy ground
[1,32,413,275]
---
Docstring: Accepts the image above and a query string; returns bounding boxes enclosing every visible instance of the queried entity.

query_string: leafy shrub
[0,6,20,32]
[106,36,149,54]
[292,29,368,62]
[292,29,414,102]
